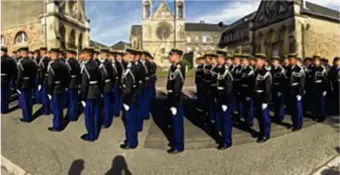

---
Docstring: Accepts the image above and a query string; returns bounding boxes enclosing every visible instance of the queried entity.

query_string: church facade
[219,0,340,60]
[130,0,226,67]
[1,0,90,53]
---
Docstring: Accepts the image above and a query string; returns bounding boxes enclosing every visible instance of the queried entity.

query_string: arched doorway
[68,30,76,49]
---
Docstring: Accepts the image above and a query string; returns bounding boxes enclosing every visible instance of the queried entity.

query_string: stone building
[129,0,225,67]
[219,0,340,60]
[1,0,90,53]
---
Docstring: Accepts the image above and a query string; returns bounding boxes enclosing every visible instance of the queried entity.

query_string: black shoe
[256,138,263,143]
[80,134,94,142]
[257,138,268,143]
[317,119,325,123]
[102,125,109,129]
[48,127,61,132]
[167,149,183,154]
[217,145,231,150]
[120,144,132,150]
[292,127,297,132]
[19,119,30,123]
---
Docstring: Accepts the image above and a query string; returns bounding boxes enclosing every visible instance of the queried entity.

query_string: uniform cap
[125,48,138,55]
[18,47,29,52]
[67,49,77,55]
[272,56,280,61]
[1,46,8,52]
[288,53,297,58]
[333,57,340,63]
[226,53,233,58]
[216,49,227,57]
[81,47,95,54]
[39,47,47,51]
[313,55,321,59]
[49,48,61,53]
[169,48,183,56]
[34,49,40,53]
[255,53,267,59]
[304,57,312,61]
[100,48,110,53]
[241,53,250,59]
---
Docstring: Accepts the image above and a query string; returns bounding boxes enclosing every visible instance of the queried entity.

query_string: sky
[85,0,340,46]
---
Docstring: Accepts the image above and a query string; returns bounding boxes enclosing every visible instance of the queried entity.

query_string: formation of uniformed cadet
[166,48,186,154]
[38,47,51,115]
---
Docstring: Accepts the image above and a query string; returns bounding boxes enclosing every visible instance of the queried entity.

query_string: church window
[195,36,200,42]
[14,31,28,44]
[202,35,207,43]
[177,2,184,18]
[1,35,5,45]
[144,2,151,18]
[187,36,191,43]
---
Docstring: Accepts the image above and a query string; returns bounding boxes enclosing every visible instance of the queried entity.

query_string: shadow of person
[67,159,85,175]
[335,146,340,154]
[105,155,132,175]
[320,166,340,175]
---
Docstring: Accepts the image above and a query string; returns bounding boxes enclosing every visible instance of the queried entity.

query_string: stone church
[1,0,90,53]
[219,0,340,60]
[130,0,226,67]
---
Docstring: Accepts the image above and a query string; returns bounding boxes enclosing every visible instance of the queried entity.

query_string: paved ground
[1,91,339,175]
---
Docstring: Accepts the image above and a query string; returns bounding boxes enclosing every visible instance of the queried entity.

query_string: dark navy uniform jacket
[149,61,157,84]
[311,65,328,93]
[121,62,137,106]
[231,64,243,92]
[254,68,272,103]
[166,62,185,108]
[80,59,103,100]
[47,59,70,95]
[240,65,255,97]
[1,55,17,85]
[195,64,204,88]
[203,64,212,90]
[216,64,233,106]
[134,61,146,93]
[271,65,287,92]
[305,64,314,91]
[99,59,117,93]
[287,65,306,96]
[66,57,80,89]
[329,65,340,91]
[210,65,219,93]
[38,56,51,85]
[17,57,38,89]
[141,60,151,87]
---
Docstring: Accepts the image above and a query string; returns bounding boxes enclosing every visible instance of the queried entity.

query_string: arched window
[14,31,28,44]
[187,36,191,42]
[177,2,184,18]
[144,1,151,18]
[1,35,5,45]
[68,30,76,48]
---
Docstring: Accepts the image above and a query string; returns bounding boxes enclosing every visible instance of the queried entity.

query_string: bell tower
[142,0,152,20]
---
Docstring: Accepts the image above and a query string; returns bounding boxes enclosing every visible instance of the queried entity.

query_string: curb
[1,156,31,175]
[312,155,340,175]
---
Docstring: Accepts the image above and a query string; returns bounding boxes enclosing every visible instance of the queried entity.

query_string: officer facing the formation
[286,54,305,131]
[120,48,138,149]
[99,49,116,128]
[166,48,186,154]
[65,49,80,121]
[271,56,287,122]
[1,46,17,113]
[16,47,38,122]
[253,53,272,143]
[79,48,103,142]
[311,55,328,122]
[215,50,233,150]
[239,54,255,129]
[38,47,51,115]
[47,48,70,131]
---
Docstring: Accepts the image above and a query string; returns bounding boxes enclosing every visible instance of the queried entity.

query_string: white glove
[81,101,86,108]
[100,94,104,98]
[123,104,130,111]
[48,95,52,100]
[262,103,268,110]
[277,92,282,97]
[16,89,21,94]
[65,88,68,92]
[170,107,177,116]
[296,95,302,101]
[246,97,251,101]
[38,85,41,91]
[322,91,327,97]
[222,105,228,112]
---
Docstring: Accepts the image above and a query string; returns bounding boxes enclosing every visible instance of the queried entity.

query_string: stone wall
[1,22,45,53]
[295,16,340,59]
[1,0,44,30]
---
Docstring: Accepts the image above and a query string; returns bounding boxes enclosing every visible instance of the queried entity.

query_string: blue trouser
[290,96,303,129]
[41,84,50,114]
[67,88,78,121]
[1,83,10,113]
[272,89,285,122]
[170,106,184,151]
[62,89,68,109]
[84,99,101,141]
[240,95,254,127]
[216,107,232,147]
[209,98,217,124]
[102,91,113,128]
[142,86,151,119]
[313,92,326,121]
[19,89,33,122]
[113,87,122,117]
[122,104,138,148]
[254,98,271,139]
[135,92,144,132]
[51,93,63,130]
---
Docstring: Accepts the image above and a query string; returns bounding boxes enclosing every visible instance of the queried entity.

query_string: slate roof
[185,23,226,32]
[303,1,340,21]
[89,40,108,49]
[224,12,256,31]
[110,41,131,51]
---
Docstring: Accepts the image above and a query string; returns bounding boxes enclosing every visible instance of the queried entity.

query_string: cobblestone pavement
[1,91,339,175]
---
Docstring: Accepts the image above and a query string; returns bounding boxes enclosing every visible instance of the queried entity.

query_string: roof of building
[89,40,108,49]
[303,1,340,21]
[131,25,142,36]
[224,12,256,31]
[185,22,226,32]
[110,41,131,51]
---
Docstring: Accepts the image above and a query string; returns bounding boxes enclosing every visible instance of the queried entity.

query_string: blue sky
[85,0,340,46]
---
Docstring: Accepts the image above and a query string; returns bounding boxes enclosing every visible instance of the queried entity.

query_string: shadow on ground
[67,159,84,175]
[105,155,132,175]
